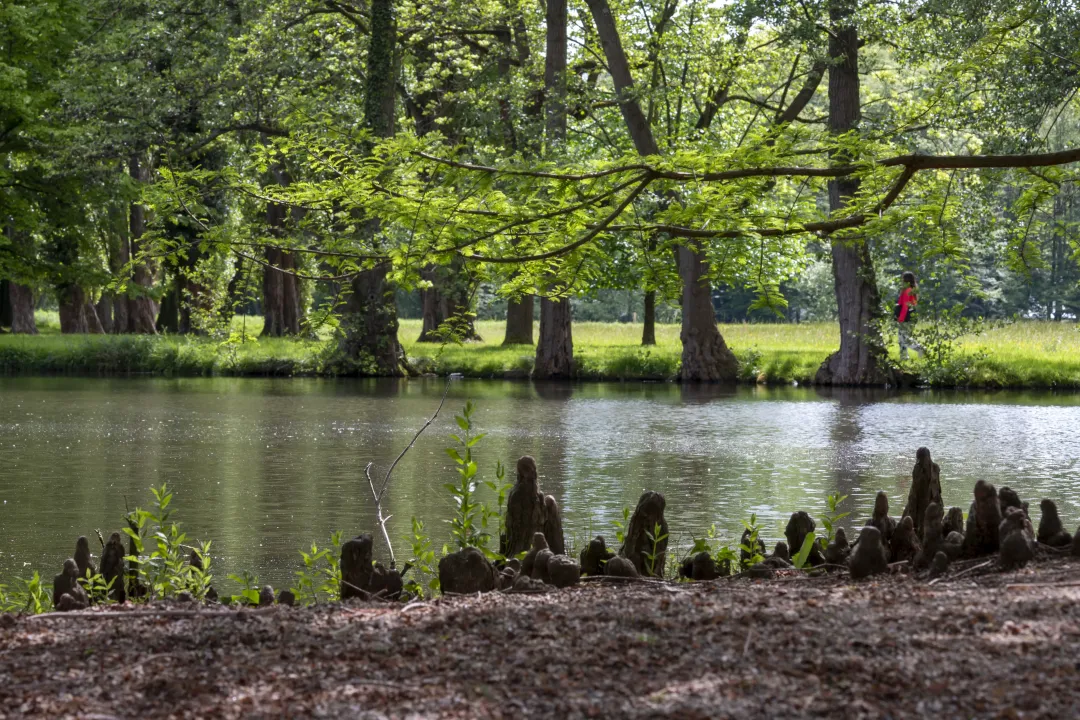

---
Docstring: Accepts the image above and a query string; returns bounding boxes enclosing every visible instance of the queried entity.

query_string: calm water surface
[2,377,1079,590]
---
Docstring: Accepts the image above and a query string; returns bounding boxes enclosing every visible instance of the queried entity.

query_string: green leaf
[792,534,818,570]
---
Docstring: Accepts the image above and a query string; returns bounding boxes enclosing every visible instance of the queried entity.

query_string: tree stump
[547,555,581,588]
[340,534,374,600]
[438,547,498,594]
[942,507,965,538]
[100,532,127,603]
[503,456,565,557]
[619,491,668,578]
[52,559,89,610]
[74,536,95,581]
[890,515,921,564]
[902,448,942,537]
[913,502,944,569]
[848,526,889,579]
[579,536,615,575]
[963,480,1002,557]
[604,556,639,578]
[1036,499,1072,547]
[784,511,824,566]
[999,507,1035,570]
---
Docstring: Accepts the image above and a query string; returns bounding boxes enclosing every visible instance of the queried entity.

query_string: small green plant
[403,517,439,598]
[291,531,343,605]
[123,484,213,600]
[481,460,513,551]
[613,506,631,544]
[821,493,851,544]
[444,401,494,553]
[0,573,52,615]
[739,513,765,569]
[228,570,261,605]
[643,522,669,577]
[78,571,116,605]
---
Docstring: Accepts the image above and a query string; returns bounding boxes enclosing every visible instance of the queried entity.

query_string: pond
[2,376,1079,590]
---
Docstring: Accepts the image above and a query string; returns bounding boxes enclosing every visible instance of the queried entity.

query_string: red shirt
[898,287,916,323]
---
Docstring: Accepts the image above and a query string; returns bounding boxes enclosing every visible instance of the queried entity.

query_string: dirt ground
[2,557,1079,719]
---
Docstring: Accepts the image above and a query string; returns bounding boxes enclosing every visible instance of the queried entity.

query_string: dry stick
[363,378,454,569]
[928,559,993,586]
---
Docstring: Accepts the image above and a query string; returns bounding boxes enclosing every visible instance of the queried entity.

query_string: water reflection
[1,377,1079,589]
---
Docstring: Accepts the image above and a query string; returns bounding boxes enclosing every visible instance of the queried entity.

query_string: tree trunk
[815,0,892,386]
[261,246,285,337]
[417,265,444,342]
[336,0,405,376]
[678,246,738,381]
[156,276,180,333]
[503,295,534,344]
[642,290,656,345]
[96,296,114,334]
[112,232,130,334]
[85,302,105,334]
[128,155,158,335]
[535,296,574,379]
[7,282,37,334]
[339,265,406,376]
[586,0,735,381]
[58,285,89,334]
[261,163,303,337]
[534,0,573,377]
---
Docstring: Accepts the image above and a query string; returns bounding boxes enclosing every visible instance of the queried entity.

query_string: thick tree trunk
[128,155,158,335]
[336,0,404,376]
[815,0,891,386]
[586,0,735,380]
[112,231,130,334]
[417,265,443,342]
[86,303,105,334]
[156,277,180,333]
[58,286,90,334]
[261,246,285,337]
[339,266,406,376]
[534,0,574,377]
[8,282,37,334]
[261,163,303,337]
[95,296,113,334]
[678,246,738,381]
[642,290,656,345]
[535,296,574,379]
[503,295,534,344]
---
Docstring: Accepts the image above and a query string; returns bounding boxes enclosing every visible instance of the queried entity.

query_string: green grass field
[2,311,1078,388]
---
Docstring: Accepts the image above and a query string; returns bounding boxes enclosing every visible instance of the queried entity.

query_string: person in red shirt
[896,271,922,359]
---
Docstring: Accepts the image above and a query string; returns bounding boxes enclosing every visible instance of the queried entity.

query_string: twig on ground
[363,378,454,568]
[929,559,993,585]
[1006,581,1080,591]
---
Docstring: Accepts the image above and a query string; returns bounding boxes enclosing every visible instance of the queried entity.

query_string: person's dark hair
[902,271,916,287]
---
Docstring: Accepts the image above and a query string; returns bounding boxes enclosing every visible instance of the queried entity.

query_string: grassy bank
[2,312,1079,388]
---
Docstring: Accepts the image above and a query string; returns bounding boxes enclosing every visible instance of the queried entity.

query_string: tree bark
[339,265,406,375]
[503,295,534,344]
[534,0,574,377]
[642,290,656,345]
[678,246,738,381]
[417,262,480,342]
[261,161,303,337]
[58,285,89,334]
[128,155,158,334]
[85,302,105,334]
[815,0,892,386]
[535,295,574,379]
[7,282,37,334]
[0,280,10,328]
[95,296,113,334]
[336,0,405,375]
[585,0,736,381]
